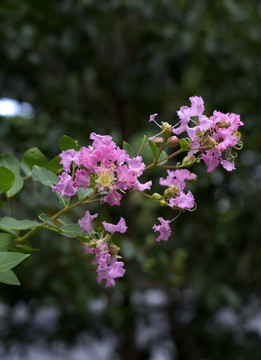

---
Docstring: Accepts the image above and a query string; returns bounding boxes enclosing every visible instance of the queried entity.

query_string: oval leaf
[149,140,158,161]
[0,269,20,285]
[7,174,24,197]
[0,232,16,251]
[60,223,82,237]
[123,141,135,158]
[0,166,15,191]
[23,147,48,170]
[59,135,78,151]
[32,165,59,188]
[0,154,21,174]
[0,252,30,272]
[0,217,41,231]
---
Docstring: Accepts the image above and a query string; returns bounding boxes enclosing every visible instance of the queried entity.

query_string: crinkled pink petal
[79,146,98,171]
[133,179,152,191]
[102,217,127,235]
[52,172,78,198]
[169,190,195,210]
[73,169,90,189]
[78,210,98,233]
[221,159,235,171]
[90,132,115,149]
[103,188,122,206]
[201,151,220,173]
[159,169,196,190]
[60,149,80,173]
[152,217,171,242]
[127,156,145,176]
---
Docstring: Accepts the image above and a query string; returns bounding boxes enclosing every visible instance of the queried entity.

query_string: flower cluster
[50,96,243,287]
[79,211,126,287]
[173,96,244,172]
[52,132,152,205]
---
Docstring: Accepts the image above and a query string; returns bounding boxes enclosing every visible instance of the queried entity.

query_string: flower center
[96,164,116,190]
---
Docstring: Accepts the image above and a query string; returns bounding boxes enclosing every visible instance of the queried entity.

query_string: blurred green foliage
[0,0,261,359]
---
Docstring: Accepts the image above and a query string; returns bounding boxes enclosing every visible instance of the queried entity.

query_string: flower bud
[161,122,172,138]
[217,120,230,128]
[109,244,120,256]
[153,137,164,147]
[164,185,179,199]
[152,193,163,200]
[202,136,217,150]
[167,136,179,148]
[182,154,196,168]
[160,199,168,207]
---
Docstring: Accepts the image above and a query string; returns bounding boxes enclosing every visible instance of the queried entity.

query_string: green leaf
[23,147,48,170]
[54,191,68,207]
[0,154,21,174]
[77,187,94,200]
[0,269,20,285]
[59,135,79,151]
[123,141,135,158]
[149,140,158,161]
[39,213,59,229]
[48,155,63,173]
[32,165,59,187]
[0,252,30,272]
[60,223,83,237]
[0,166,15,191]
[7,174,24,197]
[15,241,40,254]
[0,217,41,231]
[0,232,16,251]
[158,151,168,165]
[179,138,191,150]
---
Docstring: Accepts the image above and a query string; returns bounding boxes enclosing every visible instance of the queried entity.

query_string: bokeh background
[0,1,261,359]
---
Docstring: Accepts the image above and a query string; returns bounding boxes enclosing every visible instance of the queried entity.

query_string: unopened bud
[202,136,217,150]
[109,244,120,256]
[160,199,168,207]
[167,136,179,148]
[153,137,164,147]
[164,185,179,199]
[182,154,196,168]
[161,122,172,138]
[152,193,163,200]
[217,120,230,128]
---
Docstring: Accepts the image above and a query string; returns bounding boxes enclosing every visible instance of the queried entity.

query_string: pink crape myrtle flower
[173,96,205,135]
[60,149,80,173]
[52,172,78,198]
[153,217,172,242]
[102,217,127,235]
[78,211,98,233]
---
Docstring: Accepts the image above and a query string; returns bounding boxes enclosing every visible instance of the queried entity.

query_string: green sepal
[149,140,158,161]
[59,135,79,151]
[179,138,191,150]
[0,166,15,191]
[123,141,135,158]
[23,147,48,170]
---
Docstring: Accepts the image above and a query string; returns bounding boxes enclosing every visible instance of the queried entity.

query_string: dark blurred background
[0,1,261,359]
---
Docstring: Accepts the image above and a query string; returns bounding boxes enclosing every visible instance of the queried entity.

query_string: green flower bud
[167,136,179,148]
[153,137,164,147]
[160,199,168,207]
[161,122,172,138]
[182,154,196,168]
[164,185,179,198]
[152,192,163,200]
